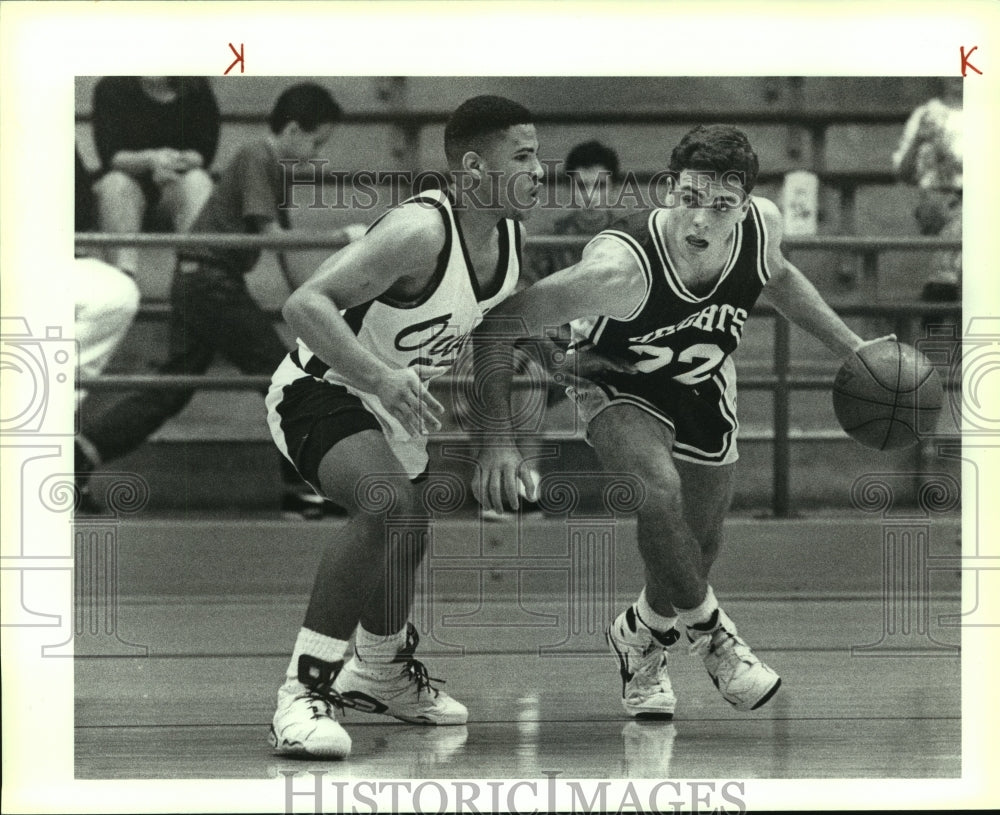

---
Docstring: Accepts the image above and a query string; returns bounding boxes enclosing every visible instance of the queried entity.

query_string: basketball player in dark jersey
[474,125,891,717]
[266,96,544,758]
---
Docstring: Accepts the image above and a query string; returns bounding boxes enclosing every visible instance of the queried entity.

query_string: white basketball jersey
[275,189,522,475]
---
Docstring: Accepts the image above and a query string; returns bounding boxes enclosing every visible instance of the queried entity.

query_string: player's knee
[637,462,685,517]
[349,479,425,522]
[641,492,687,545]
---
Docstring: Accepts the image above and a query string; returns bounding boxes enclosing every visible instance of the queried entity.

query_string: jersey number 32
[628,342,725,385]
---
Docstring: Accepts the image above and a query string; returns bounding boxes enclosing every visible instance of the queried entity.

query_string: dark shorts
[573,358,740,466]
[267,375,383,491]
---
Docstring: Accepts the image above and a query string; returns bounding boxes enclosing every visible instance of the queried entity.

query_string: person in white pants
[73,257,140,410]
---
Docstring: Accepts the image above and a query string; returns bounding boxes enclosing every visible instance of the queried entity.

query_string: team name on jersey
[629,303,748,346]
[394,312,472,368]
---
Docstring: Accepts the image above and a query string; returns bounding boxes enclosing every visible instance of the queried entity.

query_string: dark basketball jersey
[573,202,771,387]
[568,202,772,465]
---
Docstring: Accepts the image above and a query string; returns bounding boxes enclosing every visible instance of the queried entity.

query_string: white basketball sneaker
[606,606,679,719]
[269,656,352,759]
[334,623,468,725]
[686,607,781,712]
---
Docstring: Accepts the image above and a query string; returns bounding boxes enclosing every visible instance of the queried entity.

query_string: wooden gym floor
[73,514,963,784]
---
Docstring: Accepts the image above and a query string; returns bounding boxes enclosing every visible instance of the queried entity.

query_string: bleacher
[74,77,962,514]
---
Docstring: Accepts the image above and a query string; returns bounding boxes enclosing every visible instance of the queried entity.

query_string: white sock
[635,587,678,634]
[675,585,720,632]
[354,624,407,669]
[285,627,349,683]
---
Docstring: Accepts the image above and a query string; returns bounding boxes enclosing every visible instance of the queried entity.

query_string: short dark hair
[444,95,534,167]
[565,140,620,180]
[269,83,343,134]
[669,125,760,194]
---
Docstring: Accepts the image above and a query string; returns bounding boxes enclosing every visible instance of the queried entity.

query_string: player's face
[669,169,750,258]
[478,124,544,221]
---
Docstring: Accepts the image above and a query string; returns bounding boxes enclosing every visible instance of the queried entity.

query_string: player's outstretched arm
[282,206,445,437]
[757,198,890,359]
[471,238,647,512]
[266,222,367,292]
[489,236,649,337]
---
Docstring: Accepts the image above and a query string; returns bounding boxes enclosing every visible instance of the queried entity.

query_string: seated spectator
[892,77,962,302]
[75,83,361,519]
[91,76,220,276]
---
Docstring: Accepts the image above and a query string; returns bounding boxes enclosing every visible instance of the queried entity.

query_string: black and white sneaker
[606,606,679,719]
[270,655,352,759]
[334,624,468,725]
[686,608,781,712]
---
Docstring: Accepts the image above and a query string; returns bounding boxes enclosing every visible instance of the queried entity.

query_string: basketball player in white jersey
[474,125,890,719]
[266,96,544,758]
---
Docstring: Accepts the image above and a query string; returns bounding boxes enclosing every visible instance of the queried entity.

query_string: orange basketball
[832,340,943,450]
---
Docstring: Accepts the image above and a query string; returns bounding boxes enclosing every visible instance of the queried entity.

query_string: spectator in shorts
[91,76,220,276]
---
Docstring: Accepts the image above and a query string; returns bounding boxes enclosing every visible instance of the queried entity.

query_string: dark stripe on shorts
[290,348,332,380]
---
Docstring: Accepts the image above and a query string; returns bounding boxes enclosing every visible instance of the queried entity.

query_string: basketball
[832,340,944,450]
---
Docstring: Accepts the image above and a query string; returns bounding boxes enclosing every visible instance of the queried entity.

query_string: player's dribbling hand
[473,444,539,513]
[851,334,897,354]
[374,364,445,438]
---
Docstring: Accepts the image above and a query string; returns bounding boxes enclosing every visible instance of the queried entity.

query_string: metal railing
[77,105,916,232]
[76,232,962,516]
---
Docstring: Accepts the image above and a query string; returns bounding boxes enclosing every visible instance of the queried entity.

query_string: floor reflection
[621,720,676,778]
